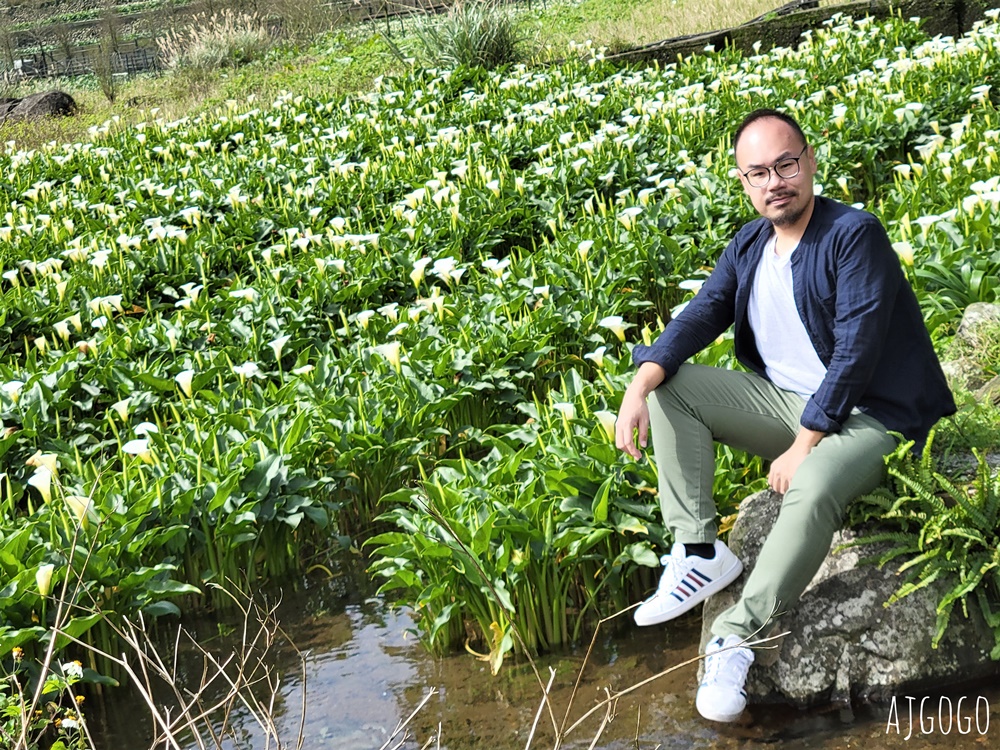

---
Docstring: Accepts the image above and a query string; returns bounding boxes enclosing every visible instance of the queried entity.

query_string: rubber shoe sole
[696,690,746,723]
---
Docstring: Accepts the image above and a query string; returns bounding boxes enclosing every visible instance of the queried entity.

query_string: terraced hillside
[0,0,436,63]
[1,0,191,52]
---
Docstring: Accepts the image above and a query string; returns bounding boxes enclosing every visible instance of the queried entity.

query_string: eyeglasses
[739,145,808,188]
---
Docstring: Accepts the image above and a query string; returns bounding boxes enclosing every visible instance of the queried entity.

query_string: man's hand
[616,389,650,460]
[768,427,825,494]
[615,362,666,460]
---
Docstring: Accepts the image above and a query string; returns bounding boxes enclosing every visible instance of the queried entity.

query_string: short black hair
[733,108,808,153]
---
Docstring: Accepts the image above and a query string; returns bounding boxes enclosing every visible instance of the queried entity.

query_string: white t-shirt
[747,234,827,399]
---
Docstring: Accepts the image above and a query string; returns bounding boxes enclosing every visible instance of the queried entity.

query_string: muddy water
[92,559,1000,749]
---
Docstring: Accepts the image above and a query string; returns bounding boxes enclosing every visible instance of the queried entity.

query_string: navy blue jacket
[632,196,956,444]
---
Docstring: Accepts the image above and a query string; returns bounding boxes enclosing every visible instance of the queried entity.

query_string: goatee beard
[769,197,807,228]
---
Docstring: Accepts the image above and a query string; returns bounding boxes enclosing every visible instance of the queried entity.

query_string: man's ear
[806,145,818,175]
[737,170,751,197]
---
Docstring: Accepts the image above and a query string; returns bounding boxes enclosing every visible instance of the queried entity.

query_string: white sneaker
[696,634,754,722]
[633,540,742,627]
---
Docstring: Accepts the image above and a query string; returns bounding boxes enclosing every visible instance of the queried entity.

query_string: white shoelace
[655,552,693,594]
[704,641,753,688]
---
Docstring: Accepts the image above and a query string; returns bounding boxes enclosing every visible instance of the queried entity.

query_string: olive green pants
[647,364,896,640]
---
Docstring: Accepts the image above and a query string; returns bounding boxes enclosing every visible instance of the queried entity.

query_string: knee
[780,483,847,530]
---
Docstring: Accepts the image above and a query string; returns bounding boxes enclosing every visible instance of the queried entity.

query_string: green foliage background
[0,12,999,672]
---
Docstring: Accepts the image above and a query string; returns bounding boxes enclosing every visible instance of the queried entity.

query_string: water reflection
[91,562,1000,750]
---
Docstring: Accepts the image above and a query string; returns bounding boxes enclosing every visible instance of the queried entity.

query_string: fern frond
[938,567,988,611]
[887,469,948,514]
[890,566,944,602]
[976,587,1000,629]
[974,448,1000,527]
[840,530,920,548]
[934,471,991,529]
[919,429,937,484]
[932,598,957,649]
[938,527,989,546]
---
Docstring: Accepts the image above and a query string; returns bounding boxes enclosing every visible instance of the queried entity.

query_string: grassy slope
[2,0,789,150]
[524,0,785,53]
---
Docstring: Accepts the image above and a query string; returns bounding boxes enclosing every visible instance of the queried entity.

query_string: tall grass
[402,0,532,69]
[157,9,274,72]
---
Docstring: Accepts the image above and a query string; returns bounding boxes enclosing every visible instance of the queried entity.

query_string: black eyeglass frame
[739,144,808,188]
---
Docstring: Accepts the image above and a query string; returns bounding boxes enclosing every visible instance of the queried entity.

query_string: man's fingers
[615,398,649,460]
[637,415,649,449]
[615,420,642,459]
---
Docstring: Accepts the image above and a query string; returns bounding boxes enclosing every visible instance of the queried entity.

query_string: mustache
[766,190,797,205]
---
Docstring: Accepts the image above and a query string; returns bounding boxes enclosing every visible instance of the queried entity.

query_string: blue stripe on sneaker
[671,592,685,603]
[679,580,698,594]
[690,568,712,583]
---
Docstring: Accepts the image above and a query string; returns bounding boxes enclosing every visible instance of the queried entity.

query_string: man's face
[735,118,817,228]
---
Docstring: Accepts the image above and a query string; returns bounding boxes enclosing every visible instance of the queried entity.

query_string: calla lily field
[1,12,999,676]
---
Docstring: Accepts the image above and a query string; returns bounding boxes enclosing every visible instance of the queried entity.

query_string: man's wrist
[628,362,667,399]
[792,427,825,450]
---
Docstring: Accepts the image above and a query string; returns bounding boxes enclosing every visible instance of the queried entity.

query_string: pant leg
[710,411,897,639]
[646,364,805,544]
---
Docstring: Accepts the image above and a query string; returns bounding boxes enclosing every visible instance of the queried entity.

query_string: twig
[557,603,638,745]
[585,688,614,750]
[524,666,557,749]
[378,688,438,750]
[56,579,304,750]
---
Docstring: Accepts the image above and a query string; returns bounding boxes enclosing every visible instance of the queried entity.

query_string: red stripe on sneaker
[679,579,699,594]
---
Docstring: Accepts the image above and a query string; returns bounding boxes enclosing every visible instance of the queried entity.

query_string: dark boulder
[1,91,78,122]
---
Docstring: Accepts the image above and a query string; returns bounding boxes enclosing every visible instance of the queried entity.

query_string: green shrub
[401,0,531,70]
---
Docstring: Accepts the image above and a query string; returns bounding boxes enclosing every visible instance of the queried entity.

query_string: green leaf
[143,601,182,618]
[592,475,613,523]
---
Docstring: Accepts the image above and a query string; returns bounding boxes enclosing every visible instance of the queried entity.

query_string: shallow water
[91,559,1000,749]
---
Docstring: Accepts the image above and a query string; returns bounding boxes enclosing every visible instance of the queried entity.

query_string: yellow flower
[892,241,914,266]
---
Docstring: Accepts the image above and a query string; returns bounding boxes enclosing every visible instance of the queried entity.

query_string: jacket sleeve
[800,217,902,433]
[631,236,740,379]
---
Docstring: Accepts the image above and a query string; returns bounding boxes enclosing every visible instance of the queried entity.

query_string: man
[614,109,955,723]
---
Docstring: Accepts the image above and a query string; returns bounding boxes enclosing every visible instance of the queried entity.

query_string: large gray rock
[941,356,987,392]
[956,302,1000,349]
[0,91,77,122]
[943,302,1000,392]
[977,374,1000,405]
[701,490,1000,708]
